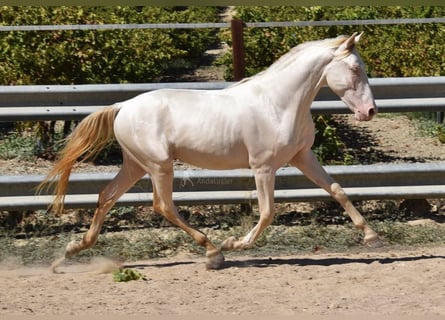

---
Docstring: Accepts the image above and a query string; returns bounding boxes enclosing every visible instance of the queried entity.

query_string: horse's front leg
[221,167,276,251]
[290,149,382,247]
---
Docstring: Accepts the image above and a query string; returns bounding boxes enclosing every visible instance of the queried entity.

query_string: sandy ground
[1,245,445,317]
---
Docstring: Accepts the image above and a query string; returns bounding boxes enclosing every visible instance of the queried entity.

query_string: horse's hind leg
[290,149,382,247]
[51,152,146,272]
[151,166,224,270]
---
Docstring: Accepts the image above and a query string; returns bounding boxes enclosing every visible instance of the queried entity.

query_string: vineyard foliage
[217,6,445,79]
[0,6,219,85]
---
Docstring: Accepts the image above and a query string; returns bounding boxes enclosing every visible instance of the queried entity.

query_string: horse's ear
[343,32,359,51]
[354,32,364,44]
[334,32,363,58]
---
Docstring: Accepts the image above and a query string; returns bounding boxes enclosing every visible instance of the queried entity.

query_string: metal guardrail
[1,163,444,211]
[1,98,444,122]
[0,77,445,121]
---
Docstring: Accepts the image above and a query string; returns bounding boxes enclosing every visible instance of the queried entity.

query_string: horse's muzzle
[355,105,377,121]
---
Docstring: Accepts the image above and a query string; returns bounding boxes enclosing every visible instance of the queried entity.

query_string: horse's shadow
[221,254,445,269]
[126,254,445,270]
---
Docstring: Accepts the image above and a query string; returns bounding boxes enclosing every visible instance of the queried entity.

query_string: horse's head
[324,33,377,121]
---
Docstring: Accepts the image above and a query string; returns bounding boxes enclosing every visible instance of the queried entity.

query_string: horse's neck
[254,48,332,111]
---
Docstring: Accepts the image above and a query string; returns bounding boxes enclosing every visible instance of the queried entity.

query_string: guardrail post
[231,19,245,81]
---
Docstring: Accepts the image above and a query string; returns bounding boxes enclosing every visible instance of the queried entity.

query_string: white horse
[39,32,381,271]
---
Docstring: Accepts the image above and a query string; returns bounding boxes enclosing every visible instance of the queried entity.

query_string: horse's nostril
[368,107,376,117]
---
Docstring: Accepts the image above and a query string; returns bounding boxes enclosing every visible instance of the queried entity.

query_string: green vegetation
[406,112,445,144]
[0,132,37,161]
[217,6,445,79]
[0,6,219,85]
[113,268,147,282]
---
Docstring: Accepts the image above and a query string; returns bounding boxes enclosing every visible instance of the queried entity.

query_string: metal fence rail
[2,98,444,122]
[1,163,444,211]
[1,17,444,32]
[1,77,445,121]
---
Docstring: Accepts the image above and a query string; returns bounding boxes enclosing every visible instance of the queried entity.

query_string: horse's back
[113,89,251,170]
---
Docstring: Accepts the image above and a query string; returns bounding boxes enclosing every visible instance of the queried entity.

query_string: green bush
[0,6,219,85]
[218,6,445,79]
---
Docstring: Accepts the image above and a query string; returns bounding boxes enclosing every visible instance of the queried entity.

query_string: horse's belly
[174,147,250,170]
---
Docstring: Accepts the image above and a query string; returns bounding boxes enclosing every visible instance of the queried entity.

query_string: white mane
[229,35,350,87]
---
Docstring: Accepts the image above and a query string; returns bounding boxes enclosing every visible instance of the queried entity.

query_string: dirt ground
[1,245,445,316]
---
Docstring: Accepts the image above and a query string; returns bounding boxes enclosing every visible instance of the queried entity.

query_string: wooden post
[230,19,245,81]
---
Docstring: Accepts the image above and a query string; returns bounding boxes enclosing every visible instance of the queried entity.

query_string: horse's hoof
[49,256,65,274]
[206,251,225,270]
[220,236,237,251]
[65,240,79,258]
[364,235,384,248]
